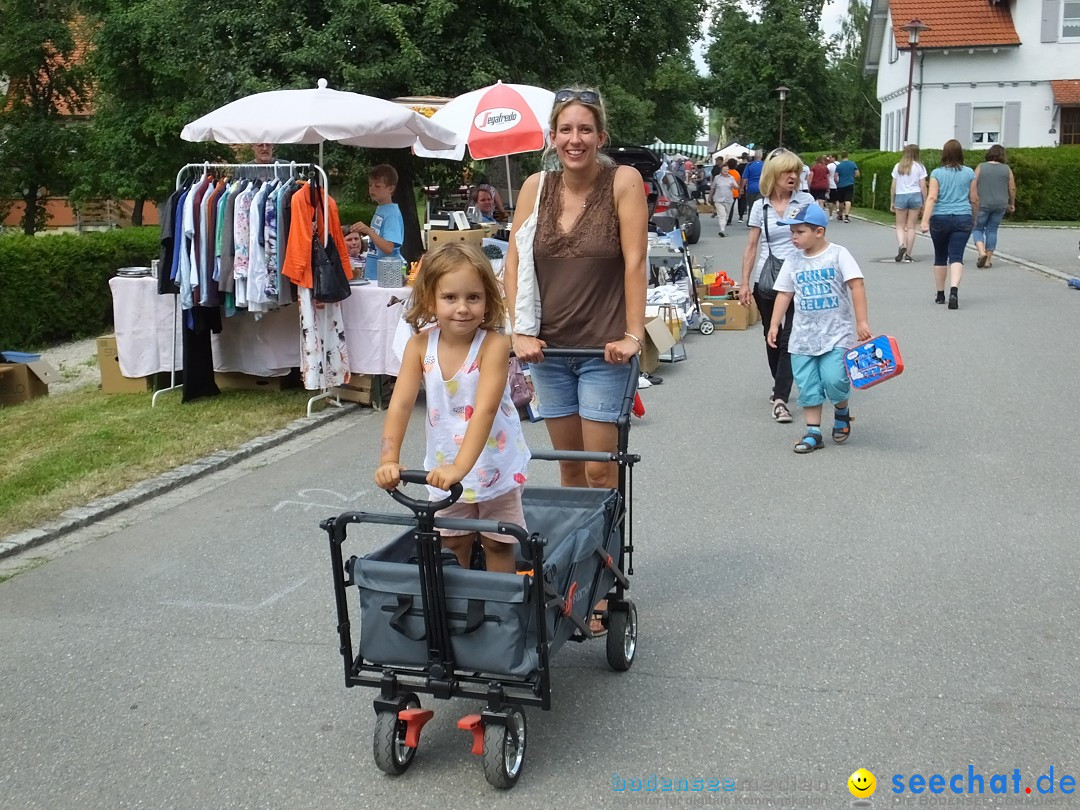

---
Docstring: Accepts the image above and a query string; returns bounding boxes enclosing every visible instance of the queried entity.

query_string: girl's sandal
[794,431,824,454]
[832,410,853,443]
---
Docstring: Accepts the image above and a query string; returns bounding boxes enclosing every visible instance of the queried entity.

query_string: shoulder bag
[310,183,351,303]
[512,171,546,336]
[756,200,784,300]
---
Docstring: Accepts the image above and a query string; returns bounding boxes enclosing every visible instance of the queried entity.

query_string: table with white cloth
[108,276,409,379]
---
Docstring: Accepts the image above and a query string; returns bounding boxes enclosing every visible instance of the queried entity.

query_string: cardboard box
[701,298,753,331]
[642,315,677,374]
[96,336,154,394]
[333,374,393,406]
[426,227,485,250]
[214,371,296,391]
[0,359,60,405]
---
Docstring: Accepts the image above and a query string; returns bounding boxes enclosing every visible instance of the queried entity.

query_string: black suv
[604,145,702,244]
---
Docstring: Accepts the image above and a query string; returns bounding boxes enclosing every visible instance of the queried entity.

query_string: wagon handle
[388,469,463,514]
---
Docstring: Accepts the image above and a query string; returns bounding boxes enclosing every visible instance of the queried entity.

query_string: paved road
[2,216,1079,808]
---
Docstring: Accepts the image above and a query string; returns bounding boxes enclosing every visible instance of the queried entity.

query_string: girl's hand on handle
[375,462,402,490]
[857,322,873,342]
[512,333,546,364]
[605,336,640,365]
[427,464,465,491]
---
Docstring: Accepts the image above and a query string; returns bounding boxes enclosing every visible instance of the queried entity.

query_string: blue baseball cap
[777,203,829,229]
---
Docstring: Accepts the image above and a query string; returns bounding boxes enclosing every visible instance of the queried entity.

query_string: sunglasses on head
[554,88,601,105]
[767,147,789,159]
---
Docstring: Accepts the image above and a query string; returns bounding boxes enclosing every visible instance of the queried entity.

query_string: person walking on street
[742,151,764,225]
[921,139,978,309]
[735,153,750,221]
[833,152,860,223]
[890,144,928,263]
[727,159,742,226]
[809,155,830,209]
[826,155,839,220]
[739,148,814,423]
[766,204,872,453]
[972,144,1016,268]
[710,164,737,237]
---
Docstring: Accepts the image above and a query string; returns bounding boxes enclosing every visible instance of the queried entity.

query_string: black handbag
[310,180,350,304]
[756,201,784,300]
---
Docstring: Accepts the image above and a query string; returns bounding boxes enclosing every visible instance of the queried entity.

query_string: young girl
[375,242,530,574]
[890,144,928,263]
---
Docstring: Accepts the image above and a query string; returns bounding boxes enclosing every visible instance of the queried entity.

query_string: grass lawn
[1,385,324,537]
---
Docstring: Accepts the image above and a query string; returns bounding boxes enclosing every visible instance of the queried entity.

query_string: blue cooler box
[844,336,904,389]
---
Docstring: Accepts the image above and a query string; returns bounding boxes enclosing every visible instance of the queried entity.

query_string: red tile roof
[889,0,1021,49]
[1051,80,1080,105]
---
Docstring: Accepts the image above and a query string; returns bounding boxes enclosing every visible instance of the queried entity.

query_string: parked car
[603,145,702,244]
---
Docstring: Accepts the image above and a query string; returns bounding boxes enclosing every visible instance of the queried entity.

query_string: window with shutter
[1064,0,1080,38]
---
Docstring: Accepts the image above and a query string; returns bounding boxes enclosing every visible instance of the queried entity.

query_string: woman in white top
[890,144,929,263]
[738,148,815,423]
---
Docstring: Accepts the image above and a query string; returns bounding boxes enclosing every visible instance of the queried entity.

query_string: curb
[0,403,359,561]
[853,215,1075,282]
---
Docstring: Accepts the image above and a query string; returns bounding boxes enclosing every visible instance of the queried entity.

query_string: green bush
[804,147,1080,221]
[0,228,159,349]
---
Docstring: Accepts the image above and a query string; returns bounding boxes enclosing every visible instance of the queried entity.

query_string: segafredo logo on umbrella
[474,107,522,133]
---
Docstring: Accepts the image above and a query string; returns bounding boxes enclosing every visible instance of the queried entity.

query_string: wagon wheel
[699,319,715,335]
[373,692,420,775]
[606,600,638,671]
[482,707,527,789]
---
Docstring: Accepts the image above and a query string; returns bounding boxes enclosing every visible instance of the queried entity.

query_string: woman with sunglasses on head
[505,87,647,631]
[738,148,814,423]
[506,87,647,484]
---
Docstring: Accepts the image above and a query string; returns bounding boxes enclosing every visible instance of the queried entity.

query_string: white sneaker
[637,375,653,389]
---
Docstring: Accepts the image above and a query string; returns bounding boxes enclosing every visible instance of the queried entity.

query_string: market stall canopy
[712,141,753,162]
[413,81,555,161]
[180,79,457,151]
[650,140,709,161]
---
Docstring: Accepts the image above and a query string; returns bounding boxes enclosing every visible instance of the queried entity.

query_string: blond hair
[405,243,506,332]
[897,143,920,175]
[759,150,804,196]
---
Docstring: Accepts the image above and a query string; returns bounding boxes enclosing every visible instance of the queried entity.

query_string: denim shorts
[894,192,923,210]
[527,355,631,423]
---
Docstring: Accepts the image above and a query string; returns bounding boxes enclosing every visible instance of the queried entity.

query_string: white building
[864,0,1080,150]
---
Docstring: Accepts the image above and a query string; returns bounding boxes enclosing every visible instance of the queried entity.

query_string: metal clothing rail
[153,161,340,416]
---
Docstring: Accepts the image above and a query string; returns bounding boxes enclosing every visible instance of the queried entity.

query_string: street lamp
[902,19,929,145]
[775,85,790,147]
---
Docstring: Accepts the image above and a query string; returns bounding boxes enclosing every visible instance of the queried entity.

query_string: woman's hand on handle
[605,336,641,365]
[512,333,546,364]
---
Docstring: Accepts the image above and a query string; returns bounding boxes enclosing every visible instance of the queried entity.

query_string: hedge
[0,228,160,349]
[800,147,1080,222]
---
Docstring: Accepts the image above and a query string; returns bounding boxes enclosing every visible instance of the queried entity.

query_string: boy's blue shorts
[791,348,850,408]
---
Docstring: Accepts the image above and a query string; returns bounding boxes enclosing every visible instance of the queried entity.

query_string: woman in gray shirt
[972,144,1016,268]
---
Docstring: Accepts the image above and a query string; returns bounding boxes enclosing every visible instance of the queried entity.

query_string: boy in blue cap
[766,204,872,453]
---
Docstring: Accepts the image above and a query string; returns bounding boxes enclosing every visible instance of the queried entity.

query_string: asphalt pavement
[2,214,1079,808]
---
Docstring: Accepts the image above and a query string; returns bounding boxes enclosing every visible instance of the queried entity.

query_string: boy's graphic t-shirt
[364,202,404,280]
[773,243,864,357]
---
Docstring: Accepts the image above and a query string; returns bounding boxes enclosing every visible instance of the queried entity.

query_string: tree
[703,0,835,151]
[0,2,90,234]
[77,0,231,225]
[824,0,880,149]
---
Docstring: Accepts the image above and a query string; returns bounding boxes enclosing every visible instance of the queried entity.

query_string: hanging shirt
[422,328,530,503]
[281,181,352,289]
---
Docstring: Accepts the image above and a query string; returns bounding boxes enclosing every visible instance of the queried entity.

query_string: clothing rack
[153,161,340,416]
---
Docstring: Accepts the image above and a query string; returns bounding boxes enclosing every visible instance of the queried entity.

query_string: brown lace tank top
[533,165,625,348]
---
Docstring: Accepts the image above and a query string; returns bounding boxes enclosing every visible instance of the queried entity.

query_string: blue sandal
[794,430,824,454]
[832,409,853,443]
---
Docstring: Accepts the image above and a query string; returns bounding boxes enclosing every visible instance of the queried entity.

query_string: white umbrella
[413,81,556,206]
[181,79,457,152]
